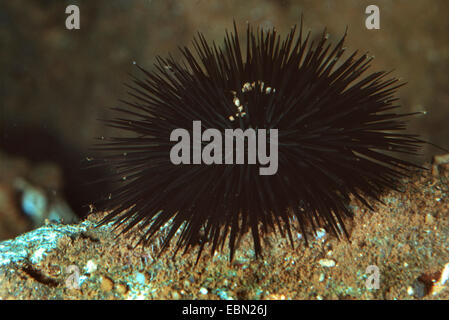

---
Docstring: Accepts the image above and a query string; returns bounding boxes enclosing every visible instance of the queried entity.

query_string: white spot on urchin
[242,82,251,92]
[199,287,208,295]
[233,97,240,107]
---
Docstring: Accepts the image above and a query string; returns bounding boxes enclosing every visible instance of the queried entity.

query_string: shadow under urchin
[92,19,425,262]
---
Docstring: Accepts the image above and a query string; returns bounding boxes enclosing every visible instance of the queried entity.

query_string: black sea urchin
[94,21,424,261]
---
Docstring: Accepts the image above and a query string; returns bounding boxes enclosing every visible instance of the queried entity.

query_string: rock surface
[0,168,448,300]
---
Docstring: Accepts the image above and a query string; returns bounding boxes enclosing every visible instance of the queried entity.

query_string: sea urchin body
[94,20,424,261]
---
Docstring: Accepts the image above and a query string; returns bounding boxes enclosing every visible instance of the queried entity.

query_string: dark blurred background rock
[0,0,448,238]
